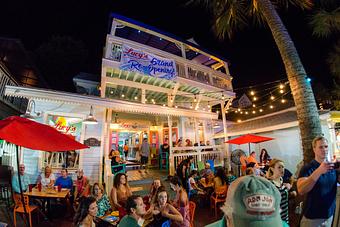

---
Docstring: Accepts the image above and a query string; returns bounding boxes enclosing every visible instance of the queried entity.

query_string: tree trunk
[257,0,322,163]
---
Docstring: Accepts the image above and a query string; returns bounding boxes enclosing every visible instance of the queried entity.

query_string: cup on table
[54,186,58,191]
[38,183,42,192]
[57,184,61,192]
[28,184,33,192]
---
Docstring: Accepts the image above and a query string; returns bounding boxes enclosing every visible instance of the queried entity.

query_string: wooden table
[24,188,70,198]
[24,188,70,219]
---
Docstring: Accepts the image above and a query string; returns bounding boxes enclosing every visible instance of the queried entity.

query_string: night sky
[0,0,334,93]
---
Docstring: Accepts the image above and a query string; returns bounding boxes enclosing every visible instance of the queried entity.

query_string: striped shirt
[271,178,289,223]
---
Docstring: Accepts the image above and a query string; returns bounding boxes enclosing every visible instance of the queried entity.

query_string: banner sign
[120,44,177,80]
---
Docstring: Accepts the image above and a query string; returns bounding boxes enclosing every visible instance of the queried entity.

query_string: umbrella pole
[248,143,251,156]
[16,145,29,227]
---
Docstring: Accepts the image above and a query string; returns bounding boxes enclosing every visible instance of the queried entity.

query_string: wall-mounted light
[20,100,41,119]
[83,106,98,125]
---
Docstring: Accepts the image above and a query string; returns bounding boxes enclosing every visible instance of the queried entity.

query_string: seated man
[55,168,73,190]
[74,169,90,200]
[119,195,146,227]
[12,163,30,193]
[200,162,213,178]
[205,175,289,227]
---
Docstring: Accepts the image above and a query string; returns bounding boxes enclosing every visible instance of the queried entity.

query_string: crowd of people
[10,136,339,227]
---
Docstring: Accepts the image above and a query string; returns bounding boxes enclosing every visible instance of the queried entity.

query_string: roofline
[5,85,218,120]
[108,13,230,63]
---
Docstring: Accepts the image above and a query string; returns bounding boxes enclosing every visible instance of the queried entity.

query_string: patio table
[24,188,70,219]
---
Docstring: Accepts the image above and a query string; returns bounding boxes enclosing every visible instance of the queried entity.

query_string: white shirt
[188,177,195,191]
[40,173,55,187]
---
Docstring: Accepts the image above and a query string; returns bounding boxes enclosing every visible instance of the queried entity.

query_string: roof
[109,13,229,66]
[214,107,330,138]
[0,37,49,88]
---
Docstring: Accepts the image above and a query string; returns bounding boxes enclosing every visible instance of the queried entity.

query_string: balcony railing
[169,145,225,175]
[104,36,233,91]
[0,65,26,112]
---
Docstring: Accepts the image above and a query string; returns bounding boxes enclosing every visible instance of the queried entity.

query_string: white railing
[1,65,26,112]
[104,36,233,91]
[169,145,225,175]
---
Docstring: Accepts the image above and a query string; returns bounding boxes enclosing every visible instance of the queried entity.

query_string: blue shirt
[55,176,73,190]
[12,173,30,193]
[298,159,338,219]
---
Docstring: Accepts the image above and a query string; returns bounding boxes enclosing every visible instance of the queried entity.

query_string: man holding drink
[297,136,340,227]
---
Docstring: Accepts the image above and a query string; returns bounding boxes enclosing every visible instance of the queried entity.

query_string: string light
[253,97,257,101]
[207,102,211,108]
[237,119,242,123]
[279,84,284,89]
[194,95,197,102]
[270,105,274,109]
[270,95,275,100]
[163,104,166,107]
[252,110,256,114]
[245,111,249,115]
[252,104,256,107]
[238,108,241,111]
[134,96,138,100]
[279,89,284,94]
[175,105,178,108]
[121,94,125,98]
[259,109,263,112]
[221,92,225,100]
[250,91,255,96]
[281,99,286,103]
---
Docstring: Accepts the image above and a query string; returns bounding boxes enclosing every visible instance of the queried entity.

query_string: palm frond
[327,40,340,78]
[247,0,267,27]
[309,7,340,38]
[213,0,248,40]
[270,0,313,10]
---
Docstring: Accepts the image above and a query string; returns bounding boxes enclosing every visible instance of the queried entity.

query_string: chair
[207,159,215,173]
[189,201,196,227]
[197,161,205,172]
[13,194,39,227]
[210,185,228,218]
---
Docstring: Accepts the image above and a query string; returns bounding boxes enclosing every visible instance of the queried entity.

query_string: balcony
[103,36,233,92]
[0,63,26,113]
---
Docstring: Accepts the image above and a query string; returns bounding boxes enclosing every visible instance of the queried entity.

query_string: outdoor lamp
[83,106,98,125]
[20,99,41,119]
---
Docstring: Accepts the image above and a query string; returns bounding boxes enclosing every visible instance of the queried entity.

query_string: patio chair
[210,185,228,218]
[13,194,39,227]
[197,161,205,172]
[189,201,196,227]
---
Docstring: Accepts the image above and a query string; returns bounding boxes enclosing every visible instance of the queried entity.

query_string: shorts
[141,156,148,164]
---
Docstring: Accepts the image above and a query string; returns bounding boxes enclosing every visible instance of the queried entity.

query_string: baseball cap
[221,175,283,227]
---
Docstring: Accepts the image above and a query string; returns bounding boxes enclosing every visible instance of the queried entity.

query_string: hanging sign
[119,44,177,80]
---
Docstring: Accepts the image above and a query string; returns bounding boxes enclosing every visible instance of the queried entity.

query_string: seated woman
[39,165,55,188]
[213,167,227,190]
[188,170,205,197]
[109,149,121,166]
[147,179,163,205]
[92,183,111,217]
[146,188,183,227]
[74,196,98,227]
[110,173,132,209]
[169,176,190,227]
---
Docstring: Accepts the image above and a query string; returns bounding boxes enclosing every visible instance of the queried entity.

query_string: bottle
[38,182,42,192]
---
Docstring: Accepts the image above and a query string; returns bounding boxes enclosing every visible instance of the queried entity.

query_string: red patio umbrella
[225,134,274,155]
[0,116,89,225]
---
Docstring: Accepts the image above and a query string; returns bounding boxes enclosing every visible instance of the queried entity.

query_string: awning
[5,85,218,120]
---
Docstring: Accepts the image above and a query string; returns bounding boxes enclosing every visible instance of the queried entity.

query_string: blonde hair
[266,159,284,178]
[312,136,328,148]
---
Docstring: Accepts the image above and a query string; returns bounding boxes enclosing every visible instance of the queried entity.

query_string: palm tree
[309,0,340,109]
[193,0,322,163]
